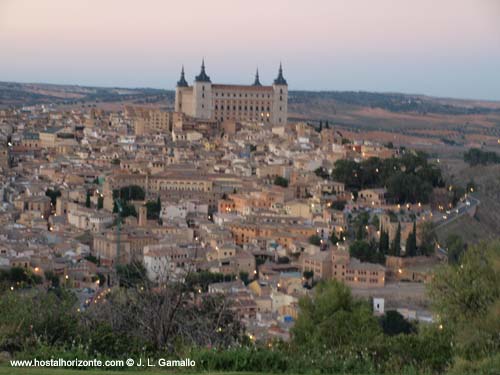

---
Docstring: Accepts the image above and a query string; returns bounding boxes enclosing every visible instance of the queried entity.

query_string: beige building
[125,106,172,135]
[358,188,387,206]
[175,61,288,125]
[301,250,332,280]
[332,245,386,288]
[93,228,158,265]
[300,245,386,288]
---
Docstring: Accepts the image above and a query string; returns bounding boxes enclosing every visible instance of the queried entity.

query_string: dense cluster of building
[0,66,446,340]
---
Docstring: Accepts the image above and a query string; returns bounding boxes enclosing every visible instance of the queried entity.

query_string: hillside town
[0,65,475,343]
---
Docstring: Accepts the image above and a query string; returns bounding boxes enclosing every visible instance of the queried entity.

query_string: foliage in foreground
[1,241,499,374]
[428,240,500,361]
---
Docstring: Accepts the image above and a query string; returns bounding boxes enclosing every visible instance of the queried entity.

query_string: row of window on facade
[219,115,271,122]
[214,92,272,98]
[345,276,380,283]
[214,105,271,111]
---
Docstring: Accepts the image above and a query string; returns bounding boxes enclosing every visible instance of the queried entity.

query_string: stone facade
[175,61,288,126]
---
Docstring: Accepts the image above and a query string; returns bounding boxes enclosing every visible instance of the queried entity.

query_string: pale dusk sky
[1,0,500,100]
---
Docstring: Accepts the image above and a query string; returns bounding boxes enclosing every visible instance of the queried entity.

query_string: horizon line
[1,79,499,104]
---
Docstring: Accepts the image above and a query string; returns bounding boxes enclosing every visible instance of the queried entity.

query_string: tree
[331,200,346,211]
[0,289,79,352]
[85,191,91,208]
[353,211,370,241]
[113,185,145,201]
[349,240,371,262]
[308,234,321,246]
[292,280,381,353]
[273,176,289,188]
[428,241,500,360]
[356,223,365,241]
[331,159,361,189]
[239,271,249,285]
[96,272,106,286]
[45,188,61,206]
[145,198,161,220]
[380,310,416,336]
[390,223,401,256]
[379,227,389,254]
[464,148,500,166]
[314,167,329,179]
[97,196,104,210]
[9,267,29,283]
[350,240,384,264]
[303,270,314,280]
[330,231,339,244]
[44,270,60,288]
[446,234,466,265]
[116,261,148,288]
[466,179,476,193]
[418,221,436,256]
[85,284,244,352]
[370,214,380,230]
[405,222,417,257]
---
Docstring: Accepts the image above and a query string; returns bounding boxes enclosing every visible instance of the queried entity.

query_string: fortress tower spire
[195,59,211,82]
[252,68,262,86]
[176,65,188,87]
[274,62,287,85]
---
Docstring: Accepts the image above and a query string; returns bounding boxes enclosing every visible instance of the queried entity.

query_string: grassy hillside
[436,161,500,243]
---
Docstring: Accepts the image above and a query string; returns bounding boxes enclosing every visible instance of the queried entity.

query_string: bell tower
[174,66,188,113]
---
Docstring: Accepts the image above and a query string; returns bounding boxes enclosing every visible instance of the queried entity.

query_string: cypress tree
[379,227,389,254]
[406,221,417,257]
[85,191,91,208]
[390,222,401,256]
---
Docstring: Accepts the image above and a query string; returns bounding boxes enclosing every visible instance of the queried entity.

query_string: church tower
[271,63,288,125]
[174,66,188,113]
[192,59,213,119]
